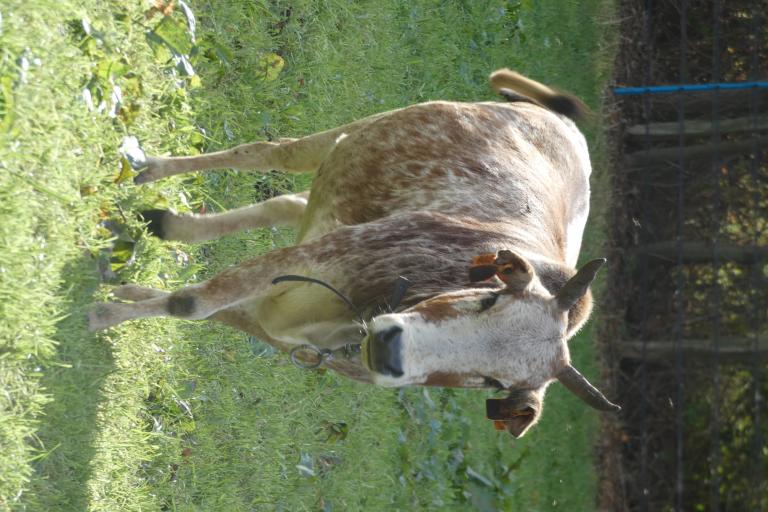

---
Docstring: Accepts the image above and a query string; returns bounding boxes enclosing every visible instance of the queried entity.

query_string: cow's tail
[489,68,588,122]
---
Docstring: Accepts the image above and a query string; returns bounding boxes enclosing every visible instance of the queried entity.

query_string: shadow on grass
[29,254,115,510]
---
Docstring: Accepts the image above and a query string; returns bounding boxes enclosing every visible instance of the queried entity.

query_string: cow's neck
[317,211,573,314]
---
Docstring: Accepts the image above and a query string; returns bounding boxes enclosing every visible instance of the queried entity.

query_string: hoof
[140,209,168,239]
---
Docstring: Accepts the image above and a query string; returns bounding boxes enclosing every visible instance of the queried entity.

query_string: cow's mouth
[362,325,404,377]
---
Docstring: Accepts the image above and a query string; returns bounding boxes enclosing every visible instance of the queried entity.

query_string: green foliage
[0,0,614,510]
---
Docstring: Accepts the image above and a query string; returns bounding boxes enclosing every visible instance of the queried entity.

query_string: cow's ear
[468,251,534,291]
[494,250,534,293]
[486,388,543,438]
[491,412,537,438]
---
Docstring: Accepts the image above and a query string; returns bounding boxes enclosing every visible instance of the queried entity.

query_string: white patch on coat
[367,293,569,389]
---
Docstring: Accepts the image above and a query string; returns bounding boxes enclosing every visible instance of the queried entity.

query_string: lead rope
[270,275,411,370]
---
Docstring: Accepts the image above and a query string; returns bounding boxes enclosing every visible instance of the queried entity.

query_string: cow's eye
[479,292,499,312]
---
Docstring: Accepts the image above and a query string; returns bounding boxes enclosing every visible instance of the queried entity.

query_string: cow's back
[298,101,590,265]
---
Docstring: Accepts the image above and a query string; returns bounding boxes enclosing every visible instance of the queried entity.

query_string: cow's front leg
[112,284,169,301]
[87,285,171,330]
[88,294,173,331]
[88,245,312,331]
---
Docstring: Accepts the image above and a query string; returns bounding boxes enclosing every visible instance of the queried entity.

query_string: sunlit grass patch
[1,0,614,509]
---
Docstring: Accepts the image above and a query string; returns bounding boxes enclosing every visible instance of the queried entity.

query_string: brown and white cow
[89,69,619,437]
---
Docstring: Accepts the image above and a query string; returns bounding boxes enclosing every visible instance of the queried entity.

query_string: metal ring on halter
[290,344,334,369]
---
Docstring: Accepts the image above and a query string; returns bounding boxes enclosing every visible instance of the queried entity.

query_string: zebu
[89,69,619,437]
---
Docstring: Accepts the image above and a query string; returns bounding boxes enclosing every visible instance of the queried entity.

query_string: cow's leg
[112,284,169,301]
[141,191,309,243]
[135,112,388,183]
[88,245,312,331]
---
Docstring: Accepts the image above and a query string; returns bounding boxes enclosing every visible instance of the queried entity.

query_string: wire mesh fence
[601,1,767,510]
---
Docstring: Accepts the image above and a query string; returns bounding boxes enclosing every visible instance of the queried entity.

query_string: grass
[0,0,614,510]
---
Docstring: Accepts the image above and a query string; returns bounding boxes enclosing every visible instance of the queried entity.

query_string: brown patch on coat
[422,372,478,388]
[408,296,463,323]
[305,101,567,231]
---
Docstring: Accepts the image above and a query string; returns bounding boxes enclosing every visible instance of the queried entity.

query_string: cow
[89,69,619,438]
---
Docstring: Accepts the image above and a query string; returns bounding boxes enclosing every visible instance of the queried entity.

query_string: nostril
[376,325,403,344]
[371,326,404,377]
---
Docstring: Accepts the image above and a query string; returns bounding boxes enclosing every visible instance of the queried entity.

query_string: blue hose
[614,81,768,95]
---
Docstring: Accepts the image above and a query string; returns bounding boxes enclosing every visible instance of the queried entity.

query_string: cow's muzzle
[363,325,404,377]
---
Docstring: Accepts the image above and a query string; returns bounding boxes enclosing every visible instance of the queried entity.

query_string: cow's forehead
[429,294,564,340]
[405,278,554,322]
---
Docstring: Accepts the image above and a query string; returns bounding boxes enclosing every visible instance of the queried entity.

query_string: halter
[271,275,411,370]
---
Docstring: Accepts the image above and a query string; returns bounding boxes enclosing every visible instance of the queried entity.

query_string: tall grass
[1,1,614,509]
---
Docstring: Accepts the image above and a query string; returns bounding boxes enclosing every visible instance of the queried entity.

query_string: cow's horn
[556,365,620,412]
[556,258,606,311]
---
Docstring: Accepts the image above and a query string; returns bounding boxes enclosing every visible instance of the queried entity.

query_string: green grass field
[1,1,614,510]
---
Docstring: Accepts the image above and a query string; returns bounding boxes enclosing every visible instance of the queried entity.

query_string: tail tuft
[489,68,588,121]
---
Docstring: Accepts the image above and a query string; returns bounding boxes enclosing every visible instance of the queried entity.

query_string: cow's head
[361,250,618,437]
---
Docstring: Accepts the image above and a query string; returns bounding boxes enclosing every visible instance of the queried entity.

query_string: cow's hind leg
[135,112,387,184]
[141,191,309,243]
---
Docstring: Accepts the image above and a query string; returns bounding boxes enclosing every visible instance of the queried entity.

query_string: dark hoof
[134,173,150,185]
[140,209,168,239]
